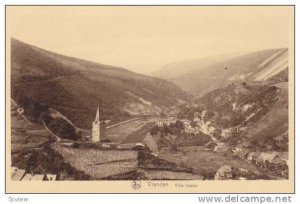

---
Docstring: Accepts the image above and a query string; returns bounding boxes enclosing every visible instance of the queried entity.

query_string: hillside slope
[11,99,51,154]
[165,48,288,97]
[11,38,190,129]
[246,82,288,144]
[178,82,283,128]
[152,52,246,79]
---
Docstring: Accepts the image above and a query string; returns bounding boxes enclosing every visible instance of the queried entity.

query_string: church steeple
[94,105,100,122]
[92,105,101,142]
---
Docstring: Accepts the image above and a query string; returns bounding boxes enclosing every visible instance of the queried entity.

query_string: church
[91,106,106,142]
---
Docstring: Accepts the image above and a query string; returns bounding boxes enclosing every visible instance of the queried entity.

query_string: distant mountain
[11,38,190,129]
[161,48,288,97]
[152,53,246,80]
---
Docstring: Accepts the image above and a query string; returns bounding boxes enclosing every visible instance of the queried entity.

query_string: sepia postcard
[5,5,295,193]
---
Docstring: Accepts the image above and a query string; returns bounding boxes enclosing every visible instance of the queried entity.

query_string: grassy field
[106,118,157,143]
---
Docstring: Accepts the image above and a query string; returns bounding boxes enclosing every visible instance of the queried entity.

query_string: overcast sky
[7,6,293,74]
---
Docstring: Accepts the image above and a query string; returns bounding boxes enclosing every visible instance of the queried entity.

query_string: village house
[233,142,250,153]
[241,103,253,112]
[183,127,200,135]
[214,165,233,180]
[46,174,57,181]
[238,126,247,132]
[238,168,248,173]
[258,152,278,165]
[247,152,261,164]
[182,120,191,129]
[221,129,232,139]
[205,141,218,151]
[278,152,288,163]
[30,174,45,181]
[232,146,243,155]
[240,141,251,148]
[244,150,288,171]
[200,123,210,135]
[237,149,250,160]
[11,167,54,181]
[231,127,239,136]
[274,133,288,143]
[232,103,237,111]
[246,152,254,163]
[200,110,207,120]
[194,112,200,120]
[213,128,222,137]
[272,158,287,168]
[101,143,111,148]
[208,126,216,135]
[193,116,201,123]
[155,121,164,127]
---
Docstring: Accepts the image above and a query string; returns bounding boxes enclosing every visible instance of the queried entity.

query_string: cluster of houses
[178,111,246,142]
[214,165,266,180]
[179,113,217,136]
[231,143,288,172]
[181,119,203,135]
[214,165,233,180]
[11,167,56,181]
[155,110,248,142]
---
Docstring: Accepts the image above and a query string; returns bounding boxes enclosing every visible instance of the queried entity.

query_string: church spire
[94,105,100,122]
[92,105,101,142]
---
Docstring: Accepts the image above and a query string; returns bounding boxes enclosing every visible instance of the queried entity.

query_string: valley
[10,38,290,181]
